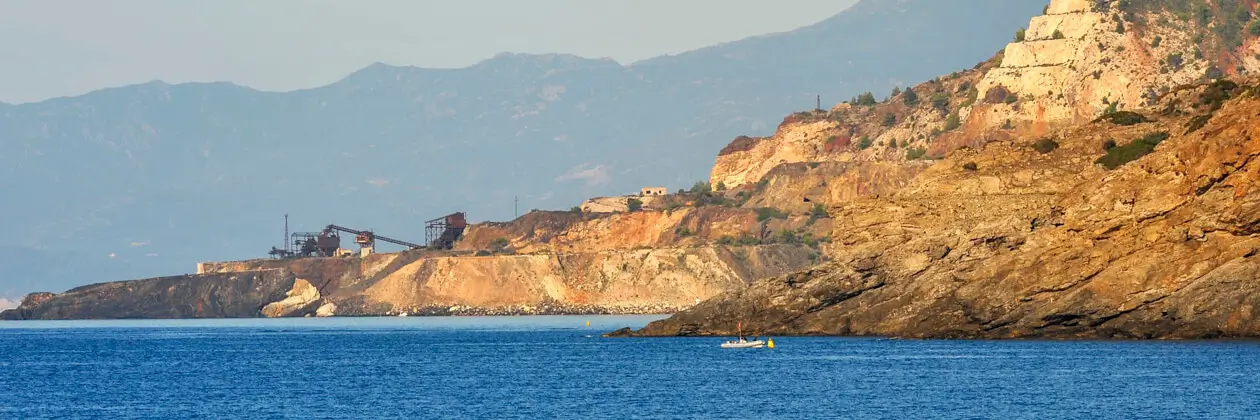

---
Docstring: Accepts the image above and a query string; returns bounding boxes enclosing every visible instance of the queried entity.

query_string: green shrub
[570,206,583,213]
[756,207,787,222]
[1103,100,1118,115]
[627,198,642,212]
[1034,138,1060,154]
[1095,131,1170,170]
[903,88,919,106]
[944,113,961,131]
[854,92,877,106]
[809,203,830,223]
[489,238,510,253]
[1199,79,1239,111]
[715,235,734,246]
[675,227,694,237]
[1015,28,1027,42]
[1095,110,1150,125]
[883,113,897,127]
[930,92,951,114]
[1184,114,1212,134]
[906,147,928,160]
[1102,138,1117,150]
[736,234,762,246]
[858,136,873,150]
[1053,29,1065,39]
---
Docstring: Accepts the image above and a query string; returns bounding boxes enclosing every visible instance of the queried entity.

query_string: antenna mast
[284,214,289,253]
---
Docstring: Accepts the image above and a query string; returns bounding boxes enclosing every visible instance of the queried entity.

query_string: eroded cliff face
[713,0,1260,213]
[201,244,819,317]
[457,206,831,255]
[619,81,1260,339]
[974,0,1260,136]
[0,271,295,320]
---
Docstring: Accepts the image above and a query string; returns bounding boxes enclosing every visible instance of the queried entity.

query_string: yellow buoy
[767,338,775,349]
[585,320,590,326]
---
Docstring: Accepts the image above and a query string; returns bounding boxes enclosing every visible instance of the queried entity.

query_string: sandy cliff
[2,244,818,319]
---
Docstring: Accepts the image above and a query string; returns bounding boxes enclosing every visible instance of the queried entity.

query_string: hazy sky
[0,0,858,104]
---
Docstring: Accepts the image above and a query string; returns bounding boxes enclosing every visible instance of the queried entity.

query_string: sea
[1,315,1258,419]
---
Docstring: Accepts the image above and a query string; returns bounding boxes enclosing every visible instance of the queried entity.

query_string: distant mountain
[0,0,1047,296]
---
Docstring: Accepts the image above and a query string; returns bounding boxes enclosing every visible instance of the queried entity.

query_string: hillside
[0,0,1047,298]
[611,0,1260,339]
[1,242,820,320]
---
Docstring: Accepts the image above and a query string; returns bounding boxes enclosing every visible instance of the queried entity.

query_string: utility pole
[816,94,821,111]
[284,214,289,253]
[514,196,519,219]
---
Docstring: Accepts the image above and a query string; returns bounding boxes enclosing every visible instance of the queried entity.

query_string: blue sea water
[2,316,1259,419]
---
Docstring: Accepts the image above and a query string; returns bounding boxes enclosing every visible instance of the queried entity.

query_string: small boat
[720,321,773,349]
[721,338,766,348]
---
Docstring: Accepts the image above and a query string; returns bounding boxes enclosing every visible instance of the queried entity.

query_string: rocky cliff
[712,0,1260,210]
[0,271,296,320]
[974,0,1260,136]
[614,78,1260,339]
[3,244,818,320]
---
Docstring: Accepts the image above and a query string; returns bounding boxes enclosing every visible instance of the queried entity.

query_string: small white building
[640,187,668,196]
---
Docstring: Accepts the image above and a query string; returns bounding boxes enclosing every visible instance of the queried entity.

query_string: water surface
[2,315,1257,418]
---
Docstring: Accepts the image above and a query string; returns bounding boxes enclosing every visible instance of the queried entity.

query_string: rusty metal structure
[323,224,424,250]
[425,212,467,250]
[268,213,465,258]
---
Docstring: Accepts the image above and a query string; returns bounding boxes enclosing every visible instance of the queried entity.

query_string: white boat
[720,321,774,349]
[720,338,766,348]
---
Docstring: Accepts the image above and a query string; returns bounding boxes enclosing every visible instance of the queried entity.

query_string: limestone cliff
[2,244,819,320]
[975,0,1260,136]
[616,79,1260,339]
[713,0,1260,213]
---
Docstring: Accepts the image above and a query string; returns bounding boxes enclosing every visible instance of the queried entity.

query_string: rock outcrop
[617,80,1260,339]
[260,279,321,318]
[974,0,1260,136]
[0,271,295,320]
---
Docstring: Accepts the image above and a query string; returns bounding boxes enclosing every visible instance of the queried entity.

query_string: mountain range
[0,0,1047,297]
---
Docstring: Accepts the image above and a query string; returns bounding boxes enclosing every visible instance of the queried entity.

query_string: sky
[0,0,858,104]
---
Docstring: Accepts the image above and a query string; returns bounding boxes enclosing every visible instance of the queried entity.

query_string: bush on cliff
[1094,110,1150,126]
[853,92,877,106]
[1034,138,1060,154]
[905,147,928,160]
[902,88,919,106]
[627,198,643,212]
[489,238,510,253]
[943,112,961,131]
[1095,131,1170,170]
[756,207,788,222]
[1184,114,1212,134]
